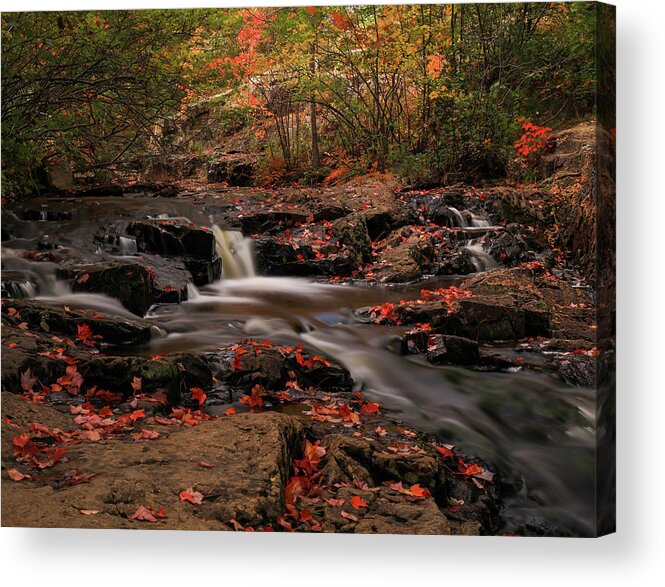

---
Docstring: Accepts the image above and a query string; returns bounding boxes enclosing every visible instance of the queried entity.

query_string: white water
[118,236,138,255]
[212,226,256,279]
[464,239,498,272]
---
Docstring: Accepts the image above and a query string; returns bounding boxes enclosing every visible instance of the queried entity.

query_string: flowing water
[1,194,596,536]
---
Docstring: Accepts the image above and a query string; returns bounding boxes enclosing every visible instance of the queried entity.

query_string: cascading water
[118,236,138,255]
[463,239,498,272]
[212,226,256,279]
[0,194,596,535]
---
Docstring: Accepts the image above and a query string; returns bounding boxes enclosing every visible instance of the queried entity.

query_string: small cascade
[469,213,491,228]
[463,240,498,272]
[118,236,137,255]
[1,278,37,299]
[212,226,256,279]
[447,206,467,227]
[186,282,201,300]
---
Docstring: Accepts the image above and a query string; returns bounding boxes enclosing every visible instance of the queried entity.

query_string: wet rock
[210,345,353,394]
[60,262,154,316]
[1,271,38,299]
[374,237,435,283]
[332,213,372,264]
[37,234,61,250]
[74,184,124,198]
[207,154,255,186]
[20,209,72,222]
[127,220,216,260]
[81,353,211,404]
[437,249,477,275]
[239,211,310,235]
[426,334,480,366]
[253,237,314,275]
[153,184,180,198]
[554,354,597,387]
[2,299,153,347]
[183,257,222,286]
[362,207,414,241]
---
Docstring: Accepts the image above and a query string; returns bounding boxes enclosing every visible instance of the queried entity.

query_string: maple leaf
[409,484,432,498]
[224,407,237,416]
[179,487,204,505]
[7,468,31,481]
[350,495,368,509]
[240,384,265,409]
[20,368,38,393]
[128,409,145,422]
[76,323,95,346]
[131,376,142,393]
[190,387,207,406]
[360,402,380,415]
[435,445,454,460]
[130,505,158,522]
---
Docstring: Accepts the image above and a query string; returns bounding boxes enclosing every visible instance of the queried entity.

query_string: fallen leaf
[79,509,99,515]
[7,469,31,481]
[179,487,204,505]
[350,495,368,509]
[130,505,158,522]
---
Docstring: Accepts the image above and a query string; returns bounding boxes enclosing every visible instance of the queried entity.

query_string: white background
[1,1,663,585]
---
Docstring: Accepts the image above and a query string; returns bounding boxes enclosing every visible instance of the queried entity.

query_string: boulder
[61,262,154,316]
[426,334,481,366]
[1,410,304,530]
[332,213,372,264]
[207,154,255,187]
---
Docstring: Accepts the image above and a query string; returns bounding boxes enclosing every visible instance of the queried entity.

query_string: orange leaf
[7,468,31,481]
[191,387,207,406]
[350,495,368,509]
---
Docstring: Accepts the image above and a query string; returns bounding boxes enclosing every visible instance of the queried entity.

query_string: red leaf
[350,495,368,509]
[190,387,207,406]
[130,505,158,522]
[179,487,204,505]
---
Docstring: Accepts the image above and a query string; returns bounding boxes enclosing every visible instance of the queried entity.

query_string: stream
[1,193,596,536]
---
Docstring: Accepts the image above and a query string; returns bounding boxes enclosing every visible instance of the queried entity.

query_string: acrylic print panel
[0,2,615,537]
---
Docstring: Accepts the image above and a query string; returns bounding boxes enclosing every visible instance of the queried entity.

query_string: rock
[60,262,155,316]
[20,209,72,221]
[332,213,372,264]
[362,207,414,241]
[374,237,435,283]
[209,345,353,394]
[2,299,153,347]
[437,250,477,275]
[1,410,304,530]
[353,497,451,535]
[426,335,480,366]
[44,162,74,191]
[239,211,310,235]
[207,154,255,186]
[127,220,216,260]
[253,237,313,275]
[74,184,124,198]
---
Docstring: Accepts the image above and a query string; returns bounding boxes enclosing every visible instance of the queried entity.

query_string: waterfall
[211,226,256,279]
[469,213,491,228]
[447,206,467,227]
[463,240,497,272]
[118,236,137,255]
